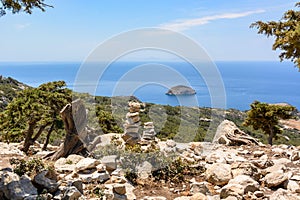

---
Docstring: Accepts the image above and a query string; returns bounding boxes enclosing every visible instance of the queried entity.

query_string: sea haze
[0,61,299,111]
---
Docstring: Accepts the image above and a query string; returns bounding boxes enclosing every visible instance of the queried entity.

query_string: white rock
[228,175,260,193]
[75,157,100,172]
[190,181,210,195]
[285,180,300,193]
[101,155,118,172]
[205,163,232,186]
[62,186,82,200]
[137,161,152,179]
[220,184,244,199]
[142,197,167,200]
[190,193,208,200]
[231,162,260,181]
[269,188,300,200]
[78,171,109,183]
[273,158,292,166]
[264,170,288,188]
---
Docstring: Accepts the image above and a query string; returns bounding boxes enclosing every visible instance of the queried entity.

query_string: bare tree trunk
[22,122,36,153]
[268,127,274,146]
[43,121,55,150]
[50,99,89,161]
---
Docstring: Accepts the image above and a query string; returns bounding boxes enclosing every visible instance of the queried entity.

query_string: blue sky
[0,0,298,62]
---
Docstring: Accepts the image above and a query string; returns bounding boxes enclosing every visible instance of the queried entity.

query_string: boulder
[101,155,118,172]
[190,181,210,195]
[269,188,300,200]
[0,171,38,200]
[142,197,167,200]
[77,171,110,183]
[264,170,288,188]
[227,175,260,194]
[220,184,244,199]
[113,184,126,195]
[137,161,153,180]
[190,193,208,200]
[284,180,300,193]
[62,186,82,200]
[213,120,260,146]
[54,154,84,173]
[75,157,100,172]
[166,85,196,96]
[231,162,260,181]
[33,170,59,193]
[205,163,232,186]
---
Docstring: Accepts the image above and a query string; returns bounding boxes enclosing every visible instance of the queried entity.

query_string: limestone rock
[205,163,232,186]
[253,154,274,169]
[62,186,82,200]
[137,161,152,180]
[1,171,38,200]
[33,170,59,193]
[220,184,244,199]
[284,180,300,193]
[227,175,260,194]
[269,188,300,200]
[190,181,210,195]
[264,170,288,188]
[231,162,260,181]
[190,193,208,200]
[142,197,167,200]
[101,155,118,172]
[75,157,100,172]
[78,171,110,183]
[54,154,84,173]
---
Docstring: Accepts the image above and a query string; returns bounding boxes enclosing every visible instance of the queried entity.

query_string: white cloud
[15,23,31,30]
[159,10,265,32]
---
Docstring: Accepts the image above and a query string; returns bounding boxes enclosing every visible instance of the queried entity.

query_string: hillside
[0,77,299,146]
[0,75,29,111]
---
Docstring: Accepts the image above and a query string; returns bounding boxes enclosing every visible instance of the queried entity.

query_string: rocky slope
[0,75,29,111]
[0,120,299,200]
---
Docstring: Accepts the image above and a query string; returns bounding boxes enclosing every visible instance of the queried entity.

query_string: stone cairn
[122,101,142,145]
[122,101,156,145]
[142,122,156,140]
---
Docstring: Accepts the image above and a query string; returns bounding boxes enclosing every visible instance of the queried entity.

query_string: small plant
[92,186,105,199]
[152,157,204,183]
[65,159,73,164]
[10,157,45,176]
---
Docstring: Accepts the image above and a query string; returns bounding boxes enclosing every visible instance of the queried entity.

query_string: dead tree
[50,99,89,161]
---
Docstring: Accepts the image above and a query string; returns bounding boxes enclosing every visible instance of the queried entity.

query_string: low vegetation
[0,78,299,148]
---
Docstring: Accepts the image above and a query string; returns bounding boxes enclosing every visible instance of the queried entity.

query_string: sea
[0,61,300,111]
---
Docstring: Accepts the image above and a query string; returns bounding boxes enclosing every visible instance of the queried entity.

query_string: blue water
[0,61,299,111]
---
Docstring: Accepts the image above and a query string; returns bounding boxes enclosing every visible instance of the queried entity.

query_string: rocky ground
[0,120,300,200]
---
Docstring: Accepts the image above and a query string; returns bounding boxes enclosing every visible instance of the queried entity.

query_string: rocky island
[166,85,196,96]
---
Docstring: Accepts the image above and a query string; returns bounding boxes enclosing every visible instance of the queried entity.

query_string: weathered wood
[214,120,260,146]
[50,99,89,161]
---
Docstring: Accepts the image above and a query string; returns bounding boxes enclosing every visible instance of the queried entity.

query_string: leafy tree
[0,0,52,16]
[250,2,300,68]
[0,81,71,153]
[243,101,295,145]
[96,105,123,134]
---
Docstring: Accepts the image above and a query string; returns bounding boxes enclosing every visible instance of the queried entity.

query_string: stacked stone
[122,102,142,145]
[142,122,156,140]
